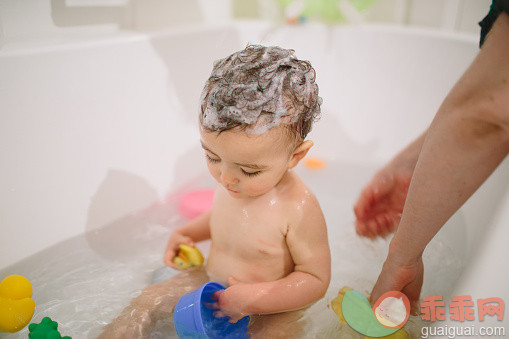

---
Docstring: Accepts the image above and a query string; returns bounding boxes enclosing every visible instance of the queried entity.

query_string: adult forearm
[389,13,509,261]
[390,106,509,261]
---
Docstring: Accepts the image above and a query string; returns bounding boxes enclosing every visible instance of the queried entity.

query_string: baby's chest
[210,207,289,257]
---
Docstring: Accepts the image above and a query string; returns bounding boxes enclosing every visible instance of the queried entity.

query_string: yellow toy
[0,275,35,333]
[173,244,204,269]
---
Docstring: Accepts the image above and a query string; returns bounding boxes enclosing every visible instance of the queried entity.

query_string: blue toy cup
[174,281,250,338]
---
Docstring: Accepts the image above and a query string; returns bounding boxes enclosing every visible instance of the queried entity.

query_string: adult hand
[354,165,412,238]
[354,130,426,238]
[370,252,423,315]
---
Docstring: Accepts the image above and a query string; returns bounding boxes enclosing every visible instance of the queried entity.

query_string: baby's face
[200,126,294,198]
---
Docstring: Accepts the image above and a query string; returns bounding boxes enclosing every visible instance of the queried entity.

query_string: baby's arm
[164,210,212,267]
[213,195,331,321]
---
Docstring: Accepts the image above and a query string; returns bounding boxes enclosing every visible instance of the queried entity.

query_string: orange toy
[304,157,326,170]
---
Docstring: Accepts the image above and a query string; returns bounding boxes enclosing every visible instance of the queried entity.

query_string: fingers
[375,213,393,237]
[370,256,424,318]
[163,238,179,267]
[356,210,401,238]
[182,237,195,247]
[402,263,424,316]
[227,315,243,323]
[212,311,242,323]
[354,174,395,238]
[204,301,219,309]
[354,185,375,220]
[355,220,370,237]
[389,213,401,232]
[356,218,386,238]
[355,173,391,216]
[212,310,243,323]
[209,289,245,323]
[213,310,227,318]
[163,244,182,267]
[211,290,221,301]
[369,272,392,306]
[163,251,176,267]
[163,235,197,267]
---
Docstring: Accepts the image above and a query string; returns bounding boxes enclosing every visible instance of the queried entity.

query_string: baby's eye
[205,154,220,163]
[241,168,261,177]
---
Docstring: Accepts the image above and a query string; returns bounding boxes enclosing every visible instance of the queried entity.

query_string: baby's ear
[289,140,313,169]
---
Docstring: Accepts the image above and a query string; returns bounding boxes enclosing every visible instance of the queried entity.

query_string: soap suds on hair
[200,45,322,139]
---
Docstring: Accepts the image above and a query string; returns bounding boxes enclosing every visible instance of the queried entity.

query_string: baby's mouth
[226,187,239,193]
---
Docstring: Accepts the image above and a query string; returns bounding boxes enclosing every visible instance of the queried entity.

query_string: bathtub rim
[0,20,479,58]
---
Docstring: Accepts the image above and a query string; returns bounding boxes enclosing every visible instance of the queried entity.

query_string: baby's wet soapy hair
[200,45,322,145]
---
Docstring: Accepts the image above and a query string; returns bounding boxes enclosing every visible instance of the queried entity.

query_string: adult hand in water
[370,249,423,315]
[210,277,250,324]
[354,133,423,238]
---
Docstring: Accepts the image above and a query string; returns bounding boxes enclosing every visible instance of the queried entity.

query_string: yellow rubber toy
[0,275,35,333]
[173,244,204,269]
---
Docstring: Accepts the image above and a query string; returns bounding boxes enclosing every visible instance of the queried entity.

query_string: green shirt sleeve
[479,0,509,47]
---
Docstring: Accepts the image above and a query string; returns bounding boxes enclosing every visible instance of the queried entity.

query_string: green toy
[276,0,377,23]
[28,317,71,339]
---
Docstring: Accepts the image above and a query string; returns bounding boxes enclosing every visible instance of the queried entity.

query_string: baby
[100,45,331,338]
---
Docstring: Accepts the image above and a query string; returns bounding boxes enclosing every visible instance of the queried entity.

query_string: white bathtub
[1,21,508,337]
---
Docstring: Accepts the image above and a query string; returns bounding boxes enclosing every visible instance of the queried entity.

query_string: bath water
[0,160,466,338]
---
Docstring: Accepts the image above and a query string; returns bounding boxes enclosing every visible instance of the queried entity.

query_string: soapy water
[0,160,467,338]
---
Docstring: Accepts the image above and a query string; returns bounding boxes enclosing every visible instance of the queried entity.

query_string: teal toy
[28,317,71,339]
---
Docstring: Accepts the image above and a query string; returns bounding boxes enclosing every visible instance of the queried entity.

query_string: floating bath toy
[173,244,205,269]
[373,291,410,329]
[174,281,250,338]
[0,274,35,333]
[28,317,71,339]
[304,157,326,170]
[330,286,351,324]
[331,287,409,338]
[179,189,214,220]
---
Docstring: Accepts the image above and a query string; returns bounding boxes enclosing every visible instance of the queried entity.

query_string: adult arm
[354,130,427,237]
[371,12,509,309]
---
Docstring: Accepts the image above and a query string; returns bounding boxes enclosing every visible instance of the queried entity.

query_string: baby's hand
[209,277,251,323]
[163,232,194,267]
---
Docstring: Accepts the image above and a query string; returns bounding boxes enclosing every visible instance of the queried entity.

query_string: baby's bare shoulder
[279,172,323,216]
[282,174,328,251]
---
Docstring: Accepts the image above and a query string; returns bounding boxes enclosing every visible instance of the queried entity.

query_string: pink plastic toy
[178,189,214,220]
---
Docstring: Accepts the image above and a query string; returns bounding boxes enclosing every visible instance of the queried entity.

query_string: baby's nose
[220,170,238,185]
